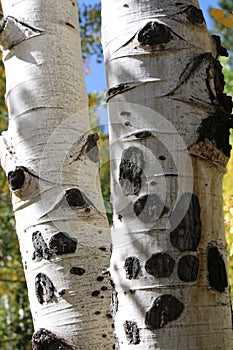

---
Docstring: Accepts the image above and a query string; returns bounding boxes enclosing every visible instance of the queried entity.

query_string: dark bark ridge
[197,112,233,158]
[212,35,229,58]
[207,244,228,293]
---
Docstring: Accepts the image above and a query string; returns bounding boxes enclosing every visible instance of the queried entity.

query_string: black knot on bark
[145,294,184,329]
[145,253,175,278]
[207,244,228,293]
[186,6,205,25]
[70,267,86,275]
[49,232,77,255]
[138,22,172,46]
[65,188,86,207]
[8,167,25,191]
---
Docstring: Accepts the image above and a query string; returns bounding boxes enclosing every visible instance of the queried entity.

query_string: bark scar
[32,328,75,350]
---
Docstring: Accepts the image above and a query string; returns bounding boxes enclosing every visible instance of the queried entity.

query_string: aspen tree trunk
[102,0,233,349]
[0,1,112,349]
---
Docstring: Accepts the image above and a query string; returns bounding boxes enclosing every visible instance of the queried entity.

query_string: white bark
[102,0,233,349]
[0,1,112,349]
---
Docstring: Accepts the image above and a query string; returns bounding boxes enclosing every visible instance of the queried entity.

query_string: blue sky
[79,0,220,93]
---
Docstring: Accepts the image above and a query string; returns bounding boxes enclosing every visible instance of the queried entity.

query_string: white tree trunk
[0,1,112,349]
[102,0,233,349]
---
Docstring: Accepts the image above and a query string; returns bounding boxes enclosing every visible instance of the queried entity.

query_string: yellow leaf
[210,8,233,28]
[85,67,91,75]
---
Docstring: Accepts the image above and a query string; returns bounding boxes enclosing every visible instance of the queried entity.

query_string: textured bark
[102,0,233,349]
[0,1,112,348]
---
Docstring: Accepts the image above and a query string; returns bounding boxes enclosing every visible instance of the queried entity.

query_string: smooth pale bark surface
[0,1,112,349]
[102,0,233,349]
